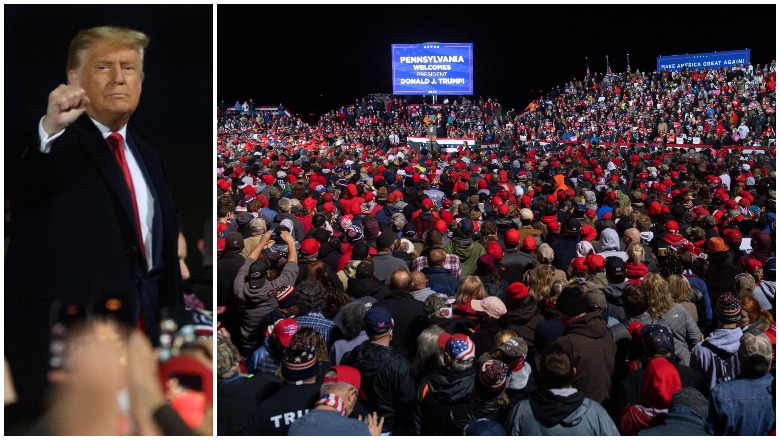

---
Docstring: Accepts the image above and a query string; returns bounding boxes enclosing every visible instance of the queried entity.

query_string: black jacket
[411,366,476,435]
[377,295,426,359]
[506,296,545,359]
[341,341,416,434]
[347,276,392,301]
[500,249,538,284]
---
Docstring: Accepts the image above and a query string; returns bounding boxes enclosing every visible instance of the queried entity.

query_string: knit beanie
[716,292,742,323]
[475,359,508,399]
[281,337,320,382]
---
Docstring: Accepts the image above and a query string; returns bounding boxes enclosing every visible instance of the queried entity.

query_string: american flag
[606,55,612,75]
[447,334,475,362]
[627,53,631,75]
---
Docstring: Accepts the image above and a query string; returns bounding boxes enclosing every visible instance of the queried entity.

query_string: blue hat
[641,324,674,355]
[463,418,506,436]
[364,306,393,335]
[459,218,474,234]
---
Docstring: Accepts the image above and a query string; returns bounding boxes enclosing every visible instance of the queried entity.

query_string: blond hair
[455,276,487,304]
[642,273,674,317]
[493,328,519,348]
[627,242,644,263]
[67,26,149,75]
[522,264,554,301]
[668,274,692,303]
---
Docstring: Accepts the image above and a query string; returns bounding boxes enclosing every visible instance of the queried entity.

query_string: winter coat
[602,282,629,321]
[411,366,476,435]
[341,341,416,434]
[444,237,486,278]
[656,303,701,366]
[421,266,461,296]
[234,260,298,356]
[346,276,392,302]
[506,296,545,359]
[550,234,580,272]
[553,311,616,404]
[499,249,537,284]
[375,204,401,231]
[506,388,619,435]
[637,407,708,436]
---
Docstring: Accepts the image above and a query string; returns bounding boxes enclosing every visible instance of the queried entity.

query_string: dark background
[5,5,213,273]
[219,4,775,120]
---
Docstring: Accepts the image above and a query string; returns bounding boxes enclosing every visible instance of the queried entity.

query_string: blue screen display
[391,43,473,95]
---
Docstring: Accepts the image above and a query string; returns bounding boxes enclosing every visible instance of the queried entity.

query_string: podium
[426,125,439,152]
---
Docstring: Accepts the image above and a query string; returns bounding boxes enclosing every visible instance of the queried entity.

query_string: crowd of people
[216,61,776,436]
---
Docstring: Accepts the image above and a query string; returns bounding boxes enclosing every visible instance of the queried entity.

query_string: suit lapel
[70,115,139,245]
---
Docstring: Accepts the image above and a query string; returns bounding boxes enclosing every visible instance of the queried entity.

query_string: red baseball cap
[300,238,321,256]
[273,318,300,347]
[506,282,529,300]
[522,235,537,252]
[324,365,367,400]
[586,253,605,271]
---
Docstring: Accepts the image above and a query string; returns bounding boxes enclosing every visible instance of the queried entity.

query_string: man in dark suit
[5,26,183,402]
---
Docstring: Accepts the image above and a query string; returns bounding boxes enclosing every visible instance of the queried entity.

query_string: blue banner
[657,49,750,72]
[391,43,473,95]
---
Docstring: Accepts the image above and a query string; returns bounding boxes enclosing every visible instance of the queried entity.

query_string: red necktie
[107,132,147,332]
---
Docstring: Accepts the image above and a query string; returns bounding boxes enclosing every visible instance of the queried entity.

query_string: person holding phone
[233,229,299,357]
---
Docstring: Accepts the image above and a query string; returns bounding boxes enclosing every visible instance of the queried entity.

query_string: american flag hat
[445,334,475,363]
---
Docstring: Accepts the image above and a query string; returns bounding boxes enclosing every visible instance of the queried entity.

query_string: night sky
[219,4,776,119]
[5,5,213,271]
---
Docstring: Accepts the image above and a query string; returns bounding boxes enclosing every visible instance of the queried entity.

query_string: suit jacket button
[127,245,137,255]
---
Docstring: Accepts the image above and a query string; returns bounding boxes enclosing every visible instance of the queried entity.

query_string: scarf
[315,393,347,417]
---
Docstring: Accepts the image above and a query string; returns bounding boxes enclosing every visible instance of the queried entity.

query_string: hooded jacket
[234,260,299,355]
[596,228,629,261]
[689,327,744,389]
[341,341,415,434]
[411,366,476,435]
[506,388,619,435]
[506,297,545,358]
[603,282,629,321]
[619,357,682,435]
[625,261,649,284]
[553,311,617,404]
[316,239,343,270]
[375,204,401,231]
[444,237,486,278]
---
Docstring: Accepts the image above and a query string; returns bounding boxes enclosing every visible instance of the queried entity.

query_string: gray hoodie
[506,389,619,435]
[690,327,744,389]
[596,229,628,261]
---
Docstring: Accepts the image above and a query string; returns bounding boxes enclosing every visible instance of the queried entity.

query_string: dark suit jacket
[5,114,182,401]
